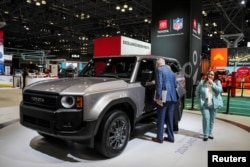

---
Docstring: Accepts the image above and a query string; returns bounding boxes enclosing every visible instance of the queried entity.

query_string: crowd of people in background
[20,67,52,89]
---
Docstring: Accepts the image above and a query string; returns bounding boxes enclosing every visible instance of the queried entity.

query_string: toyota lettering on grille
[31,96,45,103]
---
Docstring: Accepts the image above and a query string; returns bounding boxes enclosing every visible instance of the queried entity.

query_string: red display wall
[94,36,121,57]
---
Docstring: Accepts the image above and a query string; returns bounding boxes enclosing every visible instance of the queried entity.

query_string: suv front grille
[23,90,59,109]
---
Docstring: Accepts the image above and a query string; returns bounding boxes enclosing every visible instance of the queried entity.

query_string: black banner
[151,0,202,97]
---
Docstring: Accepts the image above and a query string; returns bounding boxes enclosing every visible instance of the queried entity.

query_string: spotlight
[0,22,6,28]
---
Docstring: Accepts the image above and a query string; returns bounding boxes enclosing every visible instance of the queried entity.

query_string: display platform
[0,112,249,167]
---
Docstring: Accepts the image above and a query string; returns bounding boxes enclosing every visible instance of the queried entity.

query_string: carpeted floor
[0,88,22,107]
[185,93,250,116]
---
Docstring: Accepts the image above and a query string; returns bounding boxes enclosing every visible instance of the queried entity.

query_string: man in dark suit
[152,58,177,143]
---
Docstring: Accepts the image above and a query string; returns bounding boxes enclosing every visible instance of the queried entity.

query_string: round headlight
[61,96,75,108]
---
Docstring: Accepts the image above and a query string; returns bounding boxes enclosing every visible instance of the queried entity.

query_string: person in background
[195,70,223,141]
[152,58,177,143]
[173,80,186,133]
[35,69,40,76]
[44,68,50,77]
[22,68,28,90]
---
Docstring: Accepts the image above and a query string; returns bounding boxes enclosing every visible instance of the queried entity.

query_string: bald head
[156,58,165,67]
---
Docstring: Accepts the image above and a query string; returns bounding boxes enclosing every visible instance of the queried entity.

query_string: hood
[24,77,128,94]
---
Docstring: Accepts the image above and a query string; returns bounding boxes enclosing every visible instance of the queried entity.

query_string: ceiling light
[115,4,133,12]
[240,0,246,5]
[202,10,207,16]
[0,22,6,28]
[27,0,47,6]
[41,0,46,5]
[24,25,29,30]
[144,18,151,24]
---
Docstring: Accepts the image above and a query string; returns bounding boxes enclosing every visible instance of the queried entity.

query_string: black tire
[95,110,131,158]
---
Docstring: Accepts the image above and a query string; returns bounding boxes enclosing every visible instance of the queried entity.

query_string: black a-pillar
[151,0,202,98]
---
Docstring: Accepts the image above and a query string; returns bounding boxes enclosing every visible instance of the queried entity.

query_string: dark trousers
[164,101,176,141]
[156,101,176,141]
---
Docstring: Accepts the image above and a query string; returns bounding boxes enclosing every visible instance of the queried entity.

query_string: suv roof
[93,55,182,72]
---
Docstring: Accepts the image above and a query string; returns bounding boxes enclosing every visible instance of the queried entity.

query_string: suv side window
[136,59,155,83]
[136,59,156,112]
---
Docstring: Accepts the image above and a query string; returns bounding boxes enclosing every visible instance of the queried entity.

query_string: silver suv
[20,55,186,158]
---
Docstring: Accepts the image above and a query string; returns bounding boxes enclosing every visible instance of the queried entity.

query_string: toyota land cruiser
[20,55,186,158]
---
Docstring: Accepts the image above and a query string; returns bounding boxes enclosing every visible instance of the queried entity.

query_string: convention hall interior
[0,1,250,167]
[1,0,250,59]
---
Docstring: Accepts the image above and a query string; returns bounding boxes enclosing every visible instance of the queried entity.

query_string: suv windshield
[78,57,137,79]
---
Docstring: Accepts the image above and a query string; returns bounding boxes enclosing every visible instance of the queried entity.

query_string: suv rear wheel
[95,110,131,158]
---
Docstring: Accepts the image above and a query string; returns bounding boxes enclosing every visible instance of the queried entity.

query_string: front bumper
[19,102,97,142]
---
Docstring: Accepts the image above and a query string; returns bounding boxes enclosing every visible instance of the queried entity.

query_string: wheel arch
[93,97,137,138]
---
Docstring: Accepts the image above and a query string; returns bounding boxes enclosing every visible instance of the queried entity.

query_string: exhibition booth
[210,47,250,96]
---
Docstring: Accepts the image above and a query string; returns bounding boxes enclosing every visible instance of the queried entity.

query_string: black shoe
[152,137,163,143]
[208,135,214,139]
[164,137,174,143]
[203,137,208,141]
[173,124,179,132]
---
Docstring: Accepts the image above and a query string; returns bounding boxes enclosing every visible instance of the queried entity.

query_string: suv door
[136,59,156,113]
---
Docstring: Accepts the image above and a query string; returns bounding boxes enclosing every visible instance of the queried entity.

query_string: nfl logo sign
[173,18,183,31]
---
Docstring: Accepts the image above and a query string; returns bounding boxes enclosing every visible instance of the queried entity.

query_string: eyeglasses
[208,73,214,76]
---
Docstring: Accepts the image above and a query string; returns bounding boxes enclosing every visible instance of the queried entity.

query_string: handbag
[176,82,186,99]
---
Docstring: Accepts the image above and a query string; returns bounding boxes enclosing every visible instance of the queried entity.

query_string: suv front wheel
[95,109,131,158]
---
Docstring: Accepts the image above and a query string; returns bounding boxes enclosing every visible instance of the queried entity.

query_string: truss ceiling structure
[202,0,250,50]
[0,0,250,59]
